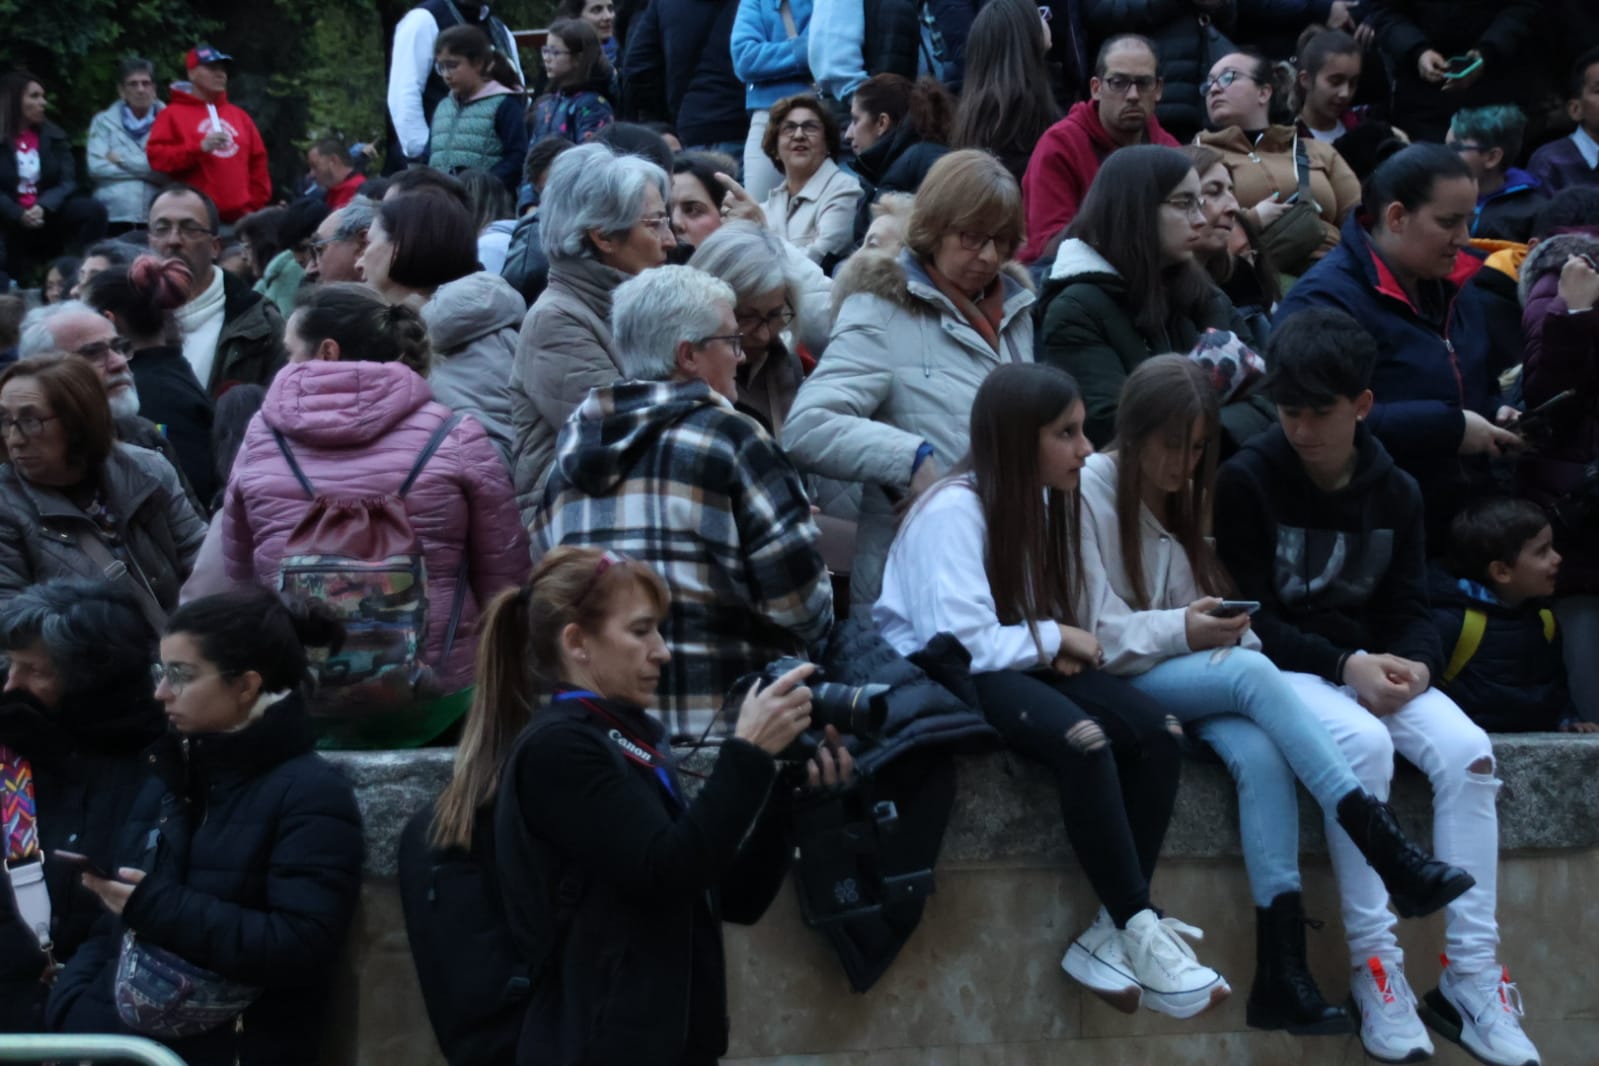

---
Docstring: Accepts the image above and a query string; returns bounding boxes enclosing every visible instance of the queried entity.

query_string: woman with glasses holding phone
[0,354,204,615]
[759,95,862,269]
[783,149,1035,617]
[1196,49,1359,282]
[427,25,529,193]
[49,587,363,1066]
[1039,145,1267,449]
[529,20,616,146]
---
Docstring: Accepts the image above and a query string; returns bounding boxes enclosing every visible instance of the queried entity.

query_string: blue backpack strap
[271,429,317,500]
[399,413,467,498]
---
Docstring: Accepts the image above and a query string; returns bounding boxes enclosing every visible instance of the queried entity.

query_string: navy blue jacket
[1277,213,1515,546]
[1427,566,1572,732]
[47,695,363,1066]
[622,0,749,147]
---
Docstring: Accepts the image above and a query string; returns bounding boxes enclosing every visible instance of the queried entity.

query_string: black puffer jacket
[1427,565,1571,732]
[1083,0,1236,142]
[850,124,948,243]
[47,694,364,1066]
[0,689,163,1034]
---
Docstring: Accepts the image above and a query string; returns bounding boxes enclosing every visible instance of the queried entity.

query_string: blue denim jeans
[1122,648,1362,812]
[1189,715,1301,906]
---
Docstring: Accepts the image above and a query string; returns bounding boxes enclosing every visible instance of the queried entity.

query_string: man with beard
[305,200,373,284]
[16,302,204,507]
[1019,34,1178,266]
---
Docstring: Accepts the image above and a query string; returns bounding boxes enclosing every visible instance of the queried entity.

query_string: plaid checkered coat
[531,378,834,739]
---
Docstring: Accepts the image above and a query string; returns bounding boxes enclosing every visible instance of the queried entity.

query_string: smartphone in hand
[1208,600,1261,619]
[53,850,113,879]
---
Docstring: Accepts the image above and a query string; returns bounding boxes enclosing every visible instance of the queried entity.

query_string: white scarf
[175,267,226,392]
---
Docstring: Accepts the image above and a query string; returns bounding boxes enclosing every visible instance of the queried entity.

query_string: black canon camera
[748,657,891,762]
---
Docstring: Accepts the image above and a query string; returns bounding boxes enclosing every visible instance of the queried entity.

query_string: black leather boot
[1245,892,1354,1035]
[1335,789,1476,918]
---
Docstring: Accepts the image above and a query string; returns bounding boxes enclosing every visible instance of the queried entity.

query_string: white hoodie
[873,476,1063,674]
[1077,452,1259,676]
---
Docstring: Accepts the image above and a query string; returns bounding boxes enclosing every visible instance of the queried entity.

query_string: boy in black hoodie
[1215,308,1541,1066]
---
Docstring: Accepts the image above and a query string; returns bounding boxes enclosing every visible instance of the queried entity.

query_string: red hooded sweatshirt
[147,83,271,224]
[1019,101,1179,265]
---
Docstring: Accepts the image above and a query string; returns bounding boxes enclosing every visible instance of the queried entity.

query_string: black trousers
[972,668,1181,926]
[0,195,108,290]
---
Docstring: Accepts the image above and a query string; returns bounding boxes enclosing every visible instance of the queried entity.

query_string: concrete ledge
[327,734,1599,878]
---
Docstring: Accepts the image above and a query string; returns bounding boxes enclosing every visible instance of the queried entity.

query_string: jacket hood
[1519,231,1599,306]
[1485,168,1539,203]
[854,121,924,184]
[465,80,515,102]
[422,270,527,351]
[150,692,317,791]
[830,248,1034,318]
[262,360,435,448]
[1425,563,1524,617]
[166,83,228,108]
[554,378,731,496]
[1196,124,1298,155]
[1047,237,1120,285]
[1240,420,1396,497]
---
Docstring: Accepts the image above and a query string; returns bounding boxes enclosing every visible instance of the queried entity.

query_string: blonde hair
[905,149,1024,262]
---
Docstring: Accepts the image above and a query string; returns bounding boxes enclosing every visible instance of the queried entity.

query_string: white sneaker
[1421,959,1541,1066]
[1121,908,1230,1019]
[1348,956,1435,1063]
[1062,907,1141,1014]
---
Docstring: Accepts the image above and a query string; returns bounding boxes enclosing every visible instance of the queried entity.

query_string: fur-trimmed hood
[829,248,1035,325]
[1520,232,1599,307]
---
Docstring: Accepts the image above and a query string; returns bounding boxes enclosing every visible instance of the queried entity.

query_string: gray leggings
[1556,595,1599,723]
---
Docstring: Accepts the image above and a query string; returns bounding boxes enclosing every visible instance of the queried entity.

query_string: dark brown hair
[1178,144,1281,305]
[0,354,115,472]
[1111,355,1232,609]
[377,188,480,291]
[430,546,670,850]
[946,363,1085,655]
[763,95,842,171]
[852,74,955,145]
[83,255,192,345]
[949,0,1059,165]
[545,18,611,89]
[435,24,522,90]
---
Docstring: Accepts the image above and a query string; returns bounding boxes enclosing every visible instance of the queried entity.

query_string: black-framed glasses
[1449,141,1487,154]
[71,337,133,363]
[148,220,214,240]
[956,231,1019,256]
[0,413,58,438]
[735,305,796,335]
[696,332,745,353]
[1200,68,1260,95]
[1102,73,1158,95]
[780,120,823,139]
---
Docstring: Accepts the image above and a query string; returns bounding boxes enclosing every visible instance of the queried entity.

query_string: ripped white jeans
[1284,673,1501,974]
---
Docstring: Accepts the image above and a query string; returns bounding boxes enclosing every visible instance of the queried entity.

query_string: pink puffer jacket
[220,361,530,689]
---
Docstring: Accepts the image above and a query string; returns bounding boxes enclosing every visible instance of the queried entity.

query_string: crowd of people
[2,1,1599,1063]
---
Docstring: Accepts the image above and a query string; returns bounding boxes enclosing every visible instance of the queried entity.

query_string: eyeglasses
[1102,73,1159,95]
[696,332,745,353]
[780,120,823,140]
[72,337,132,364]
[151,662,227,695]
[433,58,464,76]
[735,305,796,335]
[636,214,673,234]
[1200,68,1260,95]
[1162,193,1208,218]
[956,231,1019,257]
[541,47,572,58]
[1448,141,1486,154]
[0,413,58,438]
[148,220,214,240]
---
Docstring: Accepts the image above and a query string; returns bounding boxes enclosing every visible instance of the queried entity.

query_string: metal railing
[0,1035,188,1065]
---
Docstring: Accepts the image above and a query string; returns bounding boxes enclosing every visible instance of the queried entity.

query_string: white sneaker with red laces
[1349,956,1434,1063]
[1421,957,1541,1066]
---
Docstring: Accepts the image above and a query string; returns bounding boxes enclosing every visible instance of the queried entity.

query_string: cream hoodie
[1077,451,1259,676]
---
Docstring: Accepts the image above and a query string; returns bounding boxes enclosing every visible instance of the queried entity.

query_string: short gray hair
[612,266,734,381]
[19,301,98,360]
[687,220,804,314]
[331,199,376,242]
[540,142,669,263]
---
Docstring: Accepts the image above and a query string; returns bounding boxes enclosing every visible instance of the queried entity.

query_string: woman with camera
[485,546,850,1066]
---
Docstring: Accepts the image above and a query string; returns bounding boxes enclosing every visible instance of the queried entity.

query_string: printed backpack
[271,414,467,745]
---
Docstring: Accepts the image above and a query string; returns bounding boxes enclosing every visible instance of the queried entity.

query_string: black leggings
[972,668,1182,926]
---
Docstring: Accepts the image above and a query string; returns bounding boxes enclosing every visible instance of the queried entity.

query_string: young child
[1431,497,1596,733]
[1527,45,1599,195]
[1215,307,1540,1066]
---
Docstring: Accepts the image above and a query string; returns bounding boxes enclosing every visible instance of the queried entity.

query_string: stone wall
[322,736,1599,1065]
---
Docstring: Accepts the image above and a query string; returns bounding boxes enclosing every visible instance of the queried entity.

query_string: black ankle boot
[1335,790,1476,918]
[1245,892,1353,1035]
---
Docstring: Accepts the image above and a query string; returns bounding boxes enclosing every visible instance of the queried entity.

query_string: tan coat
[1195,124,1360,265]
[761,157,863,266]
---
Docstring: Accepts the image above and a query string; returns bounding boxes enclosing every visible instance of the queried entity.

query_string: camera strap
[552,690,696,805]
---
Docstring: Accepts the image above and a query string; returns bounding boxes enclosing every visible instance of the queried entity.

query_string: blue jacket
[731,0,814,111]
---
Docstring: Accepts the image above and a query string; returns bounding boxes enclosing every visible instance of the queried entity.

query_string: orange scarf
[922,260,1007,355]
